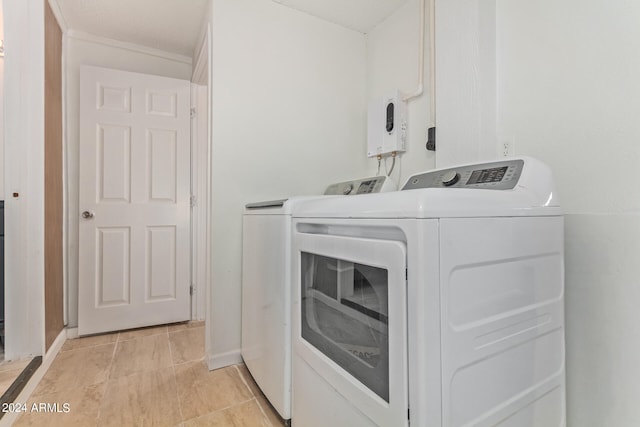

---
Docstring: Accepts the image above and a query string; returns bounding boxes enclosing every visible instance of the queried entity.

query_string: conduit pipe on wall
[428,0,435,126]
[403,0,436,129]
[402,0,426,102]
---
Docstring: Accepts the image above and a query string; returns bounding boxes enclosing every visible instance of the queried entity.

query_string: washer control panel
[324,176,392,195]
[402,159,524,191]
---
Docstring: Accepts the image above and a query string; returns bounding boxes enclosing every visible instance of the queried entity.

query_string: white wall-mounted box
[367,90,407,157]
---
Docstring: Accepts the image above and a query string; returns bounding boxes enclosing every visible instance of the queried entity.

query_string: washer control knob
[342,184,354,195]
[441,171,460,187]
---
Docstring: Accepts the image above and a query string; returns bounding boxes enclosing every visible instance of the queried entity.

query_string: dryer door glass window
[301,252,389,401]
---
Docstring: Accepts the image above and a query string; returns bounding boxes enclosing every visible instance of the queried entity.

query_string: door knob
[82,211,95,219]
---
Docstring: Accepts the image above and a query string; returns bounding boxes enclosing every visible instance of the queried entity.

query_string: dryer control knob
[442,171,460,187]
[342,184,354,195]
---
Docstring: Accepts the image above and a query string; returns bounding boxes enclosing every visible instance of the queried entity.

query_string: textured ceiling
[272,0,409,33]
[54,0,209,57]
[53,0,408,57]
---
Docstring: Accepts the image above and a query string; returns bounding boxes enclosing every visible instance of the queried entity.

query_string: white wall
[434,0,498,167]
[0,54,4,201]
[64,34,192,327]
[208,0,368,366]
[0,0,4,200]
[438,0,640,425]
[366,0,435,184]
[4,0,46,358]
[498,2,640,425]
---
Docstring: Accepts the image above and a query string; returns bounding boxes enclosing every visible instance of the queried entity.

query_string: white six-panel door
[78,65,191,335]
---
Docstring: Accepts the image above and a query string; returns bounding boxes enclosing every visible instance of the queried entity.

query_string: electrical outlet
[499,137,515,157]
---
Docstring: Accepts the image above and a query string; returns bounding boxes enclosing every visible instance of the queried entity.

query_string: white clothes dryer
[241,176,396,423]
[290,157,565,427]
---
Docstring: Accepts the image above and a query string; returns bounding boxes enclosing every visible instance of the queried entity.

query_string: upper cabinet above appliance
[272,0,409,33]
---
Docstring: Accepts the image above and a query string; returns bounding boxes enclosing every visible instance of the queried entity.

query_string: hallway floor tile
[13,322,285,427]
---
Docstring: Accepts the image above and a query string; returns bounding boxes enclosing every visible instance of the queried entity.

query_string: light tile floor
[14,322,285,427]
[0,357,33,397]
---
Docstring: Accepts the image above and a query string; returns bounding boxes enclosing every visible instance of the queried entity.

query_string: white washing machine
[241,176,396,423]
[290,157,565,427]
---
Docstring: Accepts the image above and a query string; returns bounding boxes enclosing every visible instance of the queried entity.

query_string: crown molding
[67,30,192,65]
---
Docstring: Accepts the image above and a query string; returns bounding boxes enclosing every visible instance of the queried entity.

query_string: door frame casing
[190,27,210,322]
[190,82,208,320]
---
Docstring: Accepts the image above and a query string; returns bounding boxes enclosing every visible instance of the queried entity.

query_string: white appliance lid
[292,157,562,219]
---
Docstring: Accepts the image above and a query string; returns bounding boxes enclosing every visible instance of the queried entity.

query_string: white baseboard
[0,329,67,426]
[41,328,67,371]
[207,349,242,371]
[65,327,78,339]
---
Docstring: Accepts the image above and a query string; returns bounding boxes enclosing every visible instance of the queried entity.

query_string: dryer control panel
[402,159,524,191]
[324,176,395,195]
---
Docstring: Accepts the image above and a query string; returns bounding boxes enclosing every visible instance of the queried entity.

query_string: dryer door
[293,232,407,427]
